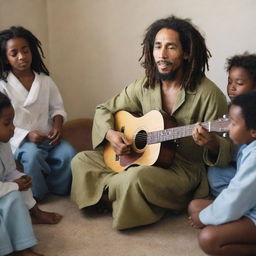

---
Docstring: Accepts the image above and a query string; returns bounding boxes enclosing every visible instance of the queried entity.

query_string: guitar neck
[147,121,211,144]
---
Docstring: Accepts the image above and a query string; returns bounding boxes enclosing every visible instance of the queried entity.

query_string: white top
[200,140,256,225]
[0,142,22,197]
[0,72,67,152]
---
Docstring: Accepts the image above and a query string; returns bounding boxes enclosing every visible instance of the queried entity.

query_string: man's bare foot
[15,248,44,256]
[94,193,112,213]
[101,193,112,211]
[84,193,112,215]
[30,204,62,224]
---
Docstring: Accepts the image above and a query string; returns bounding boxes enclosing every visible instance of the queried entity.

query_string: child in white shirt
[0,92,61,256]
[0,26,76,201]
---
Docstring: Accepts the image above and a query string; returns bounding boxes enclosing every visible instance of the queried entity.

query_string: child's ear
[250,129,256,138]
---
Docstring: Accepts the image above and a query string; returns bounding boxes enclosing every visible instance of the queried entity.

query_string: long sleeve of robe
[0,142,22,197]
[0,142,36,209]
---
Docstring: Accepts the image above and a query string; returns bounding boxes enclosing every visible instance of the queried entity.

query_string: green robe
[71,77,232,229]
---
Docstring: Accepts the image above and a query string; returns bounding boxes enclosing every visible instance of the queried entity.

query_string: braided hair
[140,16,211,90]
[0,26,49,81]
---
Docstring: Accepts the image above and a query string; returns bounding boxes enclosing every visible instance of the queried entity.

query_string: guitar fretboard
[147,122,211,144]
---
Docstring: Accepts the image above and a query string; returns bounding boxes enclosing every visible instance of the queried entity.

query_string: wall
[0,0,49,64]
[1,0,256,119]
[47,0,256,119]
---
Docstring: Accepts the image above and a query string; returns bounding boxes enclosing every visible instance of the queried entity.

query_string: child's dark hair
[226,53,256,85]
[0,92,12,117]
[232,91,256,130]
[0,26,49,81]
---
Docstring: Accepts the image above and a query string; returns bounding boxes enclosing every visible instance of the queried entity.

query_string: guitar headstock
[209,115,230,133]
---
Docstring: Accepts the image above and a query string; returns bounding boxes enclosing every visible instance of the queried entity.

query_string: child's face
[0,106,15,143]
[228,105,255,145]
[6,37,32,74]
[227,67,255,101]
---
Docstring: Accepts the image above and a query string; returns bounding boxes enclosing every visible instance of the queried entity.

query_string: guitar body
[103,110,176,172]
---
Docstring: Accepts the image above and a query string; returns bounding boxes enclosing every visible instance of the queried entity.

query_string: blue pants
[207,163,236,197]
[14,139,76,201]
[0,191,37,255]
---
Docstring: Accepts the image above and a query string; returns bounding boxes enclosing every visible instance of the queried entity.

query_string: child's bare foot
[15,248,44,256]
[30,204,62,224]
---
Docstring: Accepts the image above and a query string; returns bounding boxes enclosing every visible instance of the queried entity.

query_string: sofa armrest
[62,118,93,152]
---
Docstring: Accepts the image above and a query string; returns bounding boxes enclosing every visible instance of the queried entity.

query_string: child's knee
[198,227,218,255]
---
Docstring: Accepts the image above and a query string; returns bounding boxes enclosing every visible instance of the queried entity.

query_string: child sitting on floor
[0,26,76,201]
[188,91,256,256]
[0,92,61,256]
[193,53,256,197]
[207,53,256,196]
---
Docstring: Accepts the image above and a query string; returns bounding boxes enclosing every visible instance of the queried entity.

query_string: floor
[33,195,207,256]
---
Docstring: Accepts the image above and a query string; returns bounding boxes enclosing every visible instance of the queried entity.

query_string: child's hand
[48,115,63,145]
[48,127,62,145]
[27,130,48,144]
[14,175,32,191]
[192,123,220,155]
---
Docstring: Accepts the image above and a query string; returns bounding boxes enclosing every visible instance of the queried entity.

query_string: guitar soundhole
[135,130,147,150]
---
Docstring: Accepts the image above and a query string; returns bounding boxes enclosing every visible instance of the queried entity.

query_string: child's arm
[48,115,64,145]
[27,130,48,144]
[200,147,256,225]
[13,175,32,191]
[0,143,32,195]
[0,180,19,197]
[193,123,220,158]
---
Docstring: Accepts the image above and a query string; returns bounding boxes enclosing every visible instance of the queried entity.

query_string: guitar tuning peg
[222,132,229,138]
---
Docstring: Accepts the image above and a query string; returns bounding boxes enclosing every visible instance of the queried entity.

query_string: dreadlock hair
[0,92,12,117]
[0,26,49,81]
[226,52,256,86]
[140,16,211,90]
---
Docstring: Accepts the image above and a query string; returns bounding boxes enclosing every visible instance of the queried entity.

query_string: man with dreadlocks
[71,16,232,230]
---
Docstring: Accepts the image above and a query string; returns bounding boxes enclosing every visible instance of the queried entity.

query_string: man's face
[153,28,186,80]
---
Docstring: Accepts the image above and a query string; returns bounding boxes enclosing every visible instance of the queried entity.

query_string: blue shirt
[200,140,256,225]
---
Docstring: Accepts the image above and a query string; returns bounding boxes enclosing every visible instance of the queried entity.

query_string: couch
[62,118,93,152]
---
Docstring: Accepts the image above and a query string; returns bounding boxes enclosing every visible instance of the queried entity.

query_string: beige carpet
[33,195,207,256]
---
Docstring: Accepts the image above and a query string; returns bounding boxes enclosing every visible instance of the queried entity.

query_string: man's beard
[155,69,177,81]
[155,60,177,81]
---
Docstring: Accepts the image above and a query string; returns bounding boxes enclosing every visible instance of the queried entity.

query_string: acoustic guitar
[103,110,230,172]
